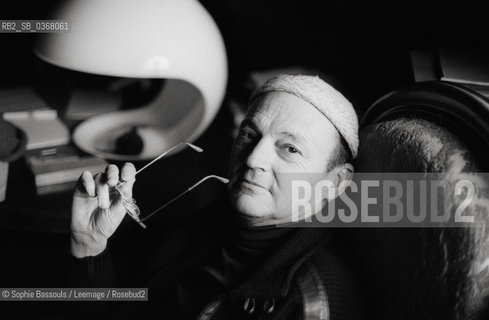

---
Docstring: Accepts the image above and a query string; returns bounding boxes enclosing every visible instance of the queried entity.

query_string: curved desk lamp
[34,0,227,160]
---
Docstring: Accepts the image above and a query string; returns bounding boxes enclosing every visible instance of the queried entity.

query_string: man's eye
[238,129,255,140]
[286,145,301,154]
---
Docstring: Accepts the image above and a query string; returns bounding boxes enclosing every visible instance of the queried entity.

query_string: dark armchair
[345,81,489,320]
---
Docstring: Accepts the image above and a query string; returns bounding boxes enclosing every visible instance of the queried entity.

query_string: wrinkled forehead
[248,91,320,117]
[246,93,292,123]
[244,92,339,139]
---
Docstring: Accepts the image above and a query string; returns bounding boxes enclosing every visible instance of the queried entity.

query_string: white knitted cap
[249,74,359,159]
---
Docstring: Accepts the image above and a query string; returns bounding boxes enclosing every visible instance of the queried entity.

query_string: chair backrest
[345,81,489,320]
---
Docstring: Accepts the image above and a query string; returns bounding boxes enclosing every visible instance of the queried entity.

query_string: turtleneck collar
[198,216,295,289]
[231,222,295,254]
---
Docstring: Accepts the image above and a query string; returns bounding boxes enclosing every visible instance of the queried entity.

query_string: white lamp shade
[34,0,227,160]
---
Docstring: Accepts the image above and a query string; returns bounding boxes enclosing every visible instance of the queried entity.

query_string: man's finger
[75,171,96,197]
[119,162,136,198]
[94,173,110,209]
[105,164,119,187]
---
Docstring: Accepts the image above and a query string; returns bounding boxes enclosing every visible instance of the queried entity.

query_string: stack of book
[0,86,108,195]
[25,144,107,195]
[3,108,70,150]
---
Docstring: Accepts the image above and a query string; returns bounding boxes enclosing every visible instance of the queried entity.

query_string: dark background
[0,0,489,318]
[1,1,489,113]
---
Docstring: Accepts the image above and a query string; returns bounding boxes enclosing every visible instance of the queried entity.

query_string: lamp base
[73,79,205,160]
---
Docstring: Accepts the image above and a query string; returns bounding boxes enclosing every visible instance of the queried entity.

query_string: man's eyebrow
[279,131,307,144]
[240,119,258,131]
[239,120,307,144]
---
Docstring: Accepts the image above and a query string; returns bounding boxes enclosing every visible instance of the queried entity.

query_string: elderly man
[69,74,364,319]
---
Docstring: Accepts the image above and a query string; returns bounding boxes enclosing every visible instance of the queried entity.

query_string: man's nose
[245,138,273,171]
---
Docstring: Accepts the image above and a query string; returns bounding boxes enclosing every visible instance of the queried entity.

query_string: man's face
[228,91,342,226]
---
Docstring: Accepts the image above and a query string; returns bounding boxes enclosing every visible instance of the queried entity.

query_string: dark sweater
[67,199,365,319]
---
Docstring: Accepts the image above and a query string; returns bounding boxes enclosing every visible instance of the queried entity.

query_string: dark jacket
[69,200,365,320]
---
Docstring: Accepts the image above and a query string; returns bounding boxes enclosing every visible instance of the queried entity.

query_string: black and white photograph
[0,0,489,319]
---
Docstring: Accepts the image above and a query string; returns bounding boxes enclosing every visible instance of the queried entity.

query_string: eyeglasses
[114,142,229,228]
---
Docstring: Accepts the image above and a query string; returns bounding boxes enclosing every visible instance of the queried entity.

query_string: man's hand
[70,162,136,258]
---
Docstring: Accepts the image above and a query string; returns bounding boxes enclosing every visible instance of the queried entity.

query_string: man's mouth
[241,179,269,191]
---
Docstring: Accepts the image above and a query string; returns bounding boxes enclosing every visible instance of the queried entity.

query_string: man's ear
[323,163,354,201]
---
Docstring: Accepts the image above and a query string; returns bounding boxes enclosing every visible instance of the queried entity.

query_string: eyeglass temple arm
[141,175,229,222]
[119,142,203,228]
[136,142,203,175]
